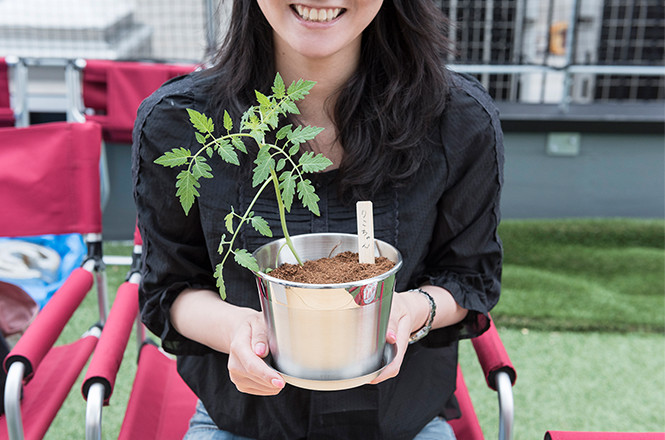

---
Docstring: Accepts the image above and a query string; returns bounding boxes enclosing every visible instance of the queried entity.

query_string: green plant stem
[270,168,303,265]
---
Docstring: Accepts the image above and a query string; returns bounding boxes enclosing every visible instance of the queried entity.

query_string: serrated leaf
[298,151,333,173]
[280,100,300,115]
[224,211,234,233]
[175,170,200,215]
[276,124,292,141]
[297,179,320,216]
[223,110,233,132]
[191,157,213,179]
[214,263,227,300]
[154,147,191,168]
[187,108,214,134]
[251,215,273,237]
[252,151,275,187]
[264,110,279,130]
[231,137,247,154]
[234,249,260,272]
[255,90,271,108]
[287,78,316,101]
[206,147,213,157]
[288,125,324,146]
[215,139,240,165]
[279,171,296,212]
[272,73,286,99]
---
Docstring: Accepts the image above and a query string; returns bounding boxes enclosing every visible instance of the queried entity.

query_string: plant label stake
[356,201,375,264]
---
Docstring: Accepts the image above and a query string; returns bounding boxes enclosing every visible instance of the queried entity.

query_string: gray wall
[502,132,664,219]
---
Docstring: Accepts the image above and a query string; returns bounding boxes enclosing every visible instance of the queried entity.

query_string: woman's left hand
[368,289,431,384]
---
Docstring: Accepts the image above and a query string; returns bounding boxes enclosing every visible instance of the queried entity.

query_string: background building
[1,0,663,238]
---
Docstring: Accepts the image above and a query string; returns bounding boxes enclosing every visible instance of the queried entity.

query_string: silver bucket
[252,233,402,390]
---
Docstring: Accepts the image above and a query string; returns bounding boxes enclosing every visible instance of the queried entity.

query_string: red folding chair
[0,57,28,128]
[82,226,197,440]
[450,318,516,440]
[66,59,198,142]
[545,431,665,439]
[0,121,107,440]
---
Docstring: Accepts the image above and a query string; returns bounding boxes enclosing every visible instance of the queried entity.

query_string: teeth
[294,5,342,22]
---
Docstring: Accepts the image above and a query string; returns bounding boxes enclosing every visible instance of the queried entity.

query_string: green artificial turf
[35,218,665,439]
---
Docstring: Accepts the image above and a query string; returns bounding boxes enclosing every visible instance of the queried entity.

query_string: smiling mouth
[292,4,345,22]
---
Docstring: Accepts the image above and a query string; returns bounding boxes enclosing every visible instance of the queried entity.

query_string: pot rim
[251,232,403,289]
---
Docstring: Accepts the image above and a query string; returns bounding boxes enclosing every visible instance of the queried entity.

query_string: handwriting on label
[356,201,375,264]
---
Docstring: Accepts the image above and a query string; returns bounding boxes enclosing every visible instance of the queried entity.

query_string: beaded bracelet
[407,288,436,344]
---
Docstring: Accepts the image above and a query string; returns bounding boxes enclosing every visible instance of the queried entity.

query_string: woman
[132,1,504,439]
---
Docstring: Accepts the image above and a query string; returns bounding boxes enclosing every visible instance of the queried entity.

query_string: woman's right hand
[170,288,285,396]
[227,310,286,395]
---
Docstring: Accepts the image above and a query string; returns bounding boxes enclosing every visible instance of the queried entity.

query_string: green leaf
[214,263,226,300]
[195,131,207,145]
[272,73,286,99]
[252,148,274,187]
[288,143,300,156]
[288,125,324,146]
[264,110,279,130]
[231,137,247,154]
[191,157,213,179]
[287,78,316,101]
[276,158,286,172]
[154,147,191,168]
[224,211,234,233]
[280,100,300,115]
[234,249,260,272]
[251,215,273,237]
[255,90,271,108]
[223,110,233,132]
[279,171,296,212]
[215,139,240,165]
[206,147,213,158]
[175,170,200,215]
[297,179,320,216]
[298,151,333,173]
[276,124,292,141]
[187,108,214,134]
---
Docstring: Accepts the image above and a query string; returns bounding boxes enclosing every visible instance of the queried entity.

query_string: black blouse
[132,69,504,440]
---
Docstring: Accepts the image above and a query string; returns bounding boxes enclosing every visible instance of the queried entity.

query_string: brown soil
[268,251,395,284]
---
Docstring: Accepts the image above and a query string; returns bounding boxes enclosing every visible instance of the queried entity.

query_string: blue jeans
[184,400,457,440]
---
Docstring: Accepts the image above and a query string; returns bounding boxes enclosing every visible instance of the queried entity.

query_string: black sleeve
[132,78,217,355]
[420,74,504,346]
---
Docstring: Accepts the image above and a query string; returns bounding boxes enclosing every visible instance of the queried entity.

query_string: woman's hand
[170,288,285,396]
[227,311,285,395]
[369,286,468,384]
[369,289,430,384]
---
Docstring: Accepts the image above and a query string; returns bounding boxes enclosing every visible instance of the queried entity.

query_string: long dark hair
[205,0,453,200]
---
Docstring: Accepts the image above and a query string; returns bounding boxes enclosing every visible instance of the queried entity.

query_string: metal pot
[252,233,402,390]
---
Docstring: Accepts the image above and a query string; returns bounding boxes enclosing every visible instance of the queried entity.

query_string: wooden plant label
[356,201,375,264]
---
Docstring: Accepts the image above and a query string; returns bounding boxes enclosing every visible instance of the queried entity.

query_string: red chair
[449,317,516,440]
[67,59,198,143]
[0,57,27,128]
[0,121,107,440]
[82,226,197,440]
[545,432,664,439]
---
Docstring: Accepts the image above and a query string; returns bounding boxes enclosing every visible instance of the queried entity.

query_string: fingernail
[254,342,266,356]
[271,378,284,388]
[387,331,397,342]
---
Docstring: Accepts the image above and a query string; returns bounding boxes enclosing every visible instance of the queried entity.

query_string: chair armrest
[81,280,139,440]
[471,318,517,391]
[3,267,94,381]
